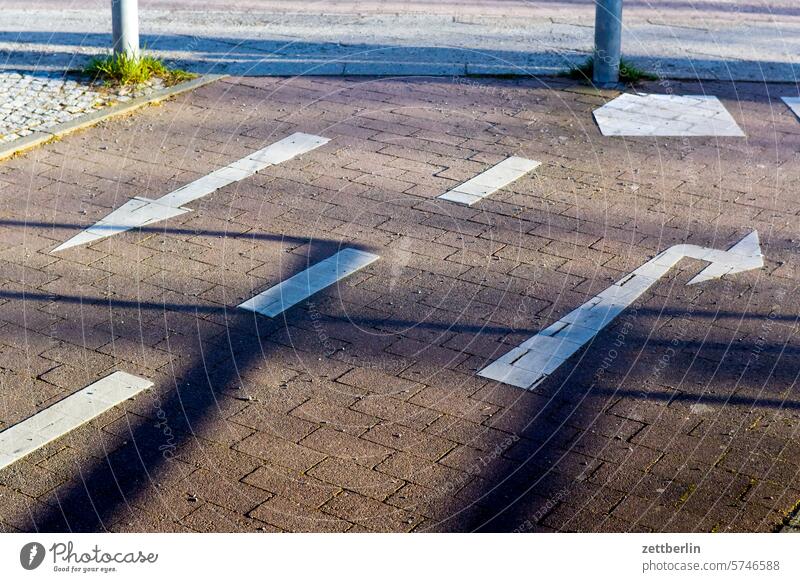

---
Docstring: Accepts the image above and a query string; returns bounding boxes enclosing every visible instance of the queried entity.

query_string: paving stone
[350,394,441,430]
[182,502,280,532]
[290,398,377,436]
[385,482,464,517]
[229,405,319,441]
[300,427,394,468]
[242,464,340,507]
[179,468,271,514]
[362,422,456,461]
[249,495,351,532]
[308,457,404,500]
[376,451,470,491]
[321,490,423,532]
[335,368,424,400]
[232,432,327,472]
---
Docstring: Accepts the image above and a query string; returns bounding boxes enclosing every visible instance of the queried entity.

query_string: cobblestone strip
[0,73,225,161]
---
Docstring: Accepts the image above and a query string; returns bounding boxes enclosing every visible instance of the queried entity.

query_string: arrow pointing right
[478,231,764,390]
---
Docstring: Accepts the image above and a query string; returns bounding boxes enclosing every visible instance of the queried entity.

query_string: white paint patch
[0,371,152,470]
[438,156,540,205]
[479,231,763,390]
[53,132,330,252]
[690,403,716,414]
[593,94,745,137]
[781,97,800,121]
[239,248,379,317]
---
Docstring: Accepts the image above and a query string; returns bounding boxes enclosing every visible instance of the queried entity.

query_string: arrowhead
[687,231,763,285]
[52,198,191,253]
[52,230,109,253]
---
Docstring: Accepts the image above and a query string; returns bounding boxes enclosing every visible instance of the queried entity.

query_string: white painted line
[246,132,330,165]
[239,248,379,317]
[781,97,800,121]
[593,94,745,137]
[438,190,482,206]
[438,156,540,206]
[53,132,331,252]
[0,371,152,470]
[479,231,763,390]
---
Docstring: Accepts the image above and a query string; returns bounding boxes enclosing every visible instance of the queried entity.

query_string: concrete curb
[0,73,227,162]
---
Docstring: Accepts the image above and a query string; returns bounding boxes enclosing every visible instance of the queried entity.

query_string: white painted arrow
[478,231,764,390]
[52,132,330,252]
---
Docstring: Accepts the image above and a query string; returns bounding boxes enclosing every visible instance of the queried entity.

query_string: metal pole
[112,0,140,59]
[593,0,622,86]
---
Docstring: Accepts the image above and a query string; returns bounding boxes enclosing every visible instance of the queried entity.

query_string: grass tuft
[84,53,196,87]
[563,57,658,85]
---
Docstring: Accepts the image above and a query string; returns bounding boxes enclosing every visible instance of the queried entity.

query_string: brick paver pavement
[0,75,799,533]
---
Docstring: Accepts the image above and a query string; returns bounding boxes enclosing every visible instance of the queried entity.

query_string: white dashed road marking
[438,156,540,206]
[52,132,330,252]
[593,94,745,137]
[239,248,380,317]
[0,371,153,470]
[479,231,763,390]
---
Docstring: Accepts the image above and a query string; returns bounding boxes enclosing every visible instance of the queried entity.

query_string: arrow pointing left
[52,132,329,252]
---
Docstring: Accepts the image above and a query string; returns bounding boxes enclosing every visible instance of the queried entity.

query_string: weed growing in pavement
[84,52,196,87]
[563,56,658,85]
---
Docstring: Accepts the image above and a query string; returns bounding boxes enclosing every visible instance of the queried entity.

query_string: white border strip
[53,132,330,252]
[0,371,153,470]
[438,156,540,206]
[239,248,380,317]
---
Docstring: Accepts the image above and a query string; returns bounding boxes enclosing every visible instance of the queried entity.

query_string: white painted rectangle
[157,171,241,208]
[545,321,600,346]
[477,360,545,389]
[594,93,745,137]
[562,301,626,331]
[782,96,800,120]
[518,333,584,359]
[512,349,568,376]
[247,132,330,165]
[239,248,379,317]
[157,180,224,208]
[437,190,482,205]
[207,165,253,184]
[227,156,273,175]
[596,281,649,306]
[0,371,152,470]
[438,156,540,206]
